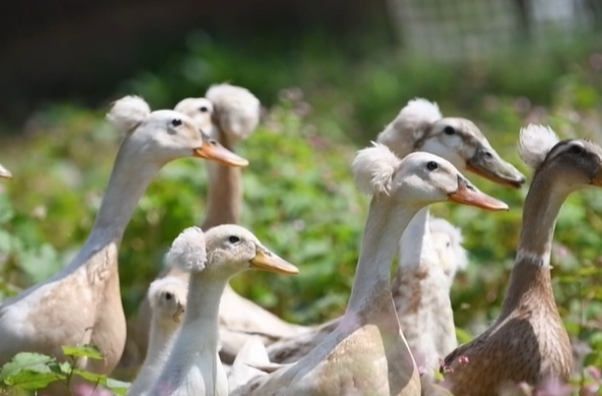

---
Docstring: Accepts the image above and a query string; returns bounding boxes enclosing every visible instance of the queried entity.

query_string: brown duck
[442,124,602,395]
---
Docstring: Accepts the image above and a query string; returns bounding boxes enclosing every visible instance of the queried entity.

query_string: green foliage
[0,346,129,396]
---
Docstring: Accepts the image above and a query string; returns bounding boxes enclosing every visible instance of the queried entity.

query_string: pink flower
[72,382,115,396]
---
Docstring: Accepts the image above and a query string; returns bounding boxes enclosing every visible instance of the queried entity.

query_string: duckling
[128,277,187,396]
[141,224,298,396]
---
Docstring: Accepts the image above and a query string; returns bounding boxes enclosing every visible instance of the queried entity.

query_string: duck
[127,277,188,396]
[441,124,602,395]
[0,95,248,390]
[128,83,307,373]
[139,224,299,396]
[428,217,469,286]
[0,163,11,179]
[266,98,525,369]
[232,144,508,396]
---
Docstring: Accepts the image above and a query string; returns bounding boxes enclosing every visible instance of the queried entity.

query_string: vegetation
[0,26,601,395]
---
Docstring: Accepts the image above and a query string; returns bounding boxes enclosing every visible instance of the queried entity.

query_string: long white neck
[154,273,229,396]
[346,196,421,313]
[65,141,162,272]
[398,207,437,270]
[128,318,180,396]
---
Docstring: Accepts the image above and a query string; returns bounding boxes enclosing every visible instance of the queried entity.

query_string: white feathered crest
[106,95,151,133]
[377,98,442,158]
[206,83,261,142]
[166,226,207,272]
[352,142,401,196]
[518,124,559,170]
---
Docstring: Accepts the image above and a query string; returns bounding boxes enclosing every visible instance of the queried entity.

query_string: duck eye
[228,236,241,244]
[443,126,455,135]
[426,161,438,171]
[568,145,583,155]
[171,119,182,127]
[446,242,451,248]
[164,292,173,301]
[199,106,208,113]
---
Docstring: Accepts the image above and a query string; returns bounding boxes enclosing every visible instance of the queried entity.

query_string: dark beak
[448,176,509,211]
[466,144,526,189]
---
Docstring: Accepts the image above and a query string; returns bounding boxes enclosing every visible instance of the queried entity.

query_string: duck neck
[201,135,242,229]
[66,141,162,271]
[182,273,228,350]
[500,169,568,316]
[347,196,421,314]
[145,318,180,373]
[398,207,436,271]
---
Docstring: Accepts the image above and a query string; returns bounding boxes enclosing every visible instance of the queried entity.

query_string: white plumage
[352,142,401,196]
[107,96,152,132]
[518,124,560,170]
[166,226,207,272]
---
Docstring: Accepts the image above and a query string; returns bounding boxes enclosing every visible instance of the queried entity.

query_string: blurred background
[0,0,601,387]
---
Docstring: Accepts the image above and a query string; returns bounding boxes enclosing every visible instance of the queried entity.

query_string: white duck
[266,98,524,369]
[128,83,307,372]
[232,144,508,396]
[0,96,248,389]
[428,217,469,286]
[140,224,299,396]
[128,277,188,396]
[0,163,11,179]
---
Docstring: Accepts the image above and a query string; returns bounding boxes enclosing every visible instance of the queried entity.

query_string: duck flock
[0,83,600,396]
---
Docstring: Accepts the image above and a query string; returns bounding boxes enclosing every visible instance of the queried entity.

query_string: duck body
[235,146,508,396]
[267,98,524,370]
[442,125,600,395]
[0,243,123,372]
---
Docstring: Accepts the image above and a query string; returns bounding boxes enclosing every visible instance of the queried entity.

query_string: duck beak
[193,135,249,167]
[448,176,509,211]
[250,246,299,275]
[0,164,12,179]
[591,167,602,187]
[466,144,525,189]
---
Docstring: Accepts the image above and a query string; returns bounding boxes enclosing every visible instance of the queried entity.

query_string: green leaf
[4,370,63,390]
[0,352,56,381]
[72,368,104,383]
[62,345,104,360]
[455,327,474,345]
[0,352,64,390]
[106,378,131,395]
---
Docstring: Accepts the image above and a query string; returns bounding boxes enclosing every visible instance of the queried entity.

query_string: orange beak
[448,176,509,211]
[250,246,299,275]
[193,140,249,167]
